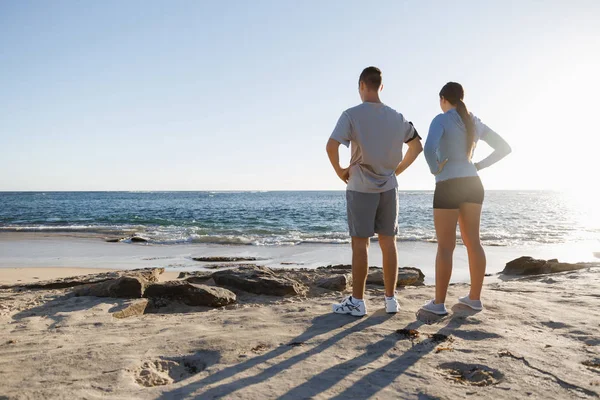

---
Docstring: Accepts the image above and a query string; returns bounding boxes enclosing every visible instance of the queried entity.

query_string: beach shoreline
[1,232,598,286]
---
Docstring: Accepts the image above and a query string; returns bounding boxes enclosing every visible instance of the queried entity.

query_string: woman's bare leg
[458,203,486,300]
[433,209,460,304]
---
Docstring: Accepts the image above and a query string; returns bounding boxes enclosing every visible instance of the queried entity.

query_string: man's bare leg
[378,235,397,297]
[351,237,370,299]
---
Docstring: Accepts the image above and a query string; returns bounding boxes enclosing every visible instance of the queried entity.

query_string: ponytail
[455,99,475,160]
[439,82,475,160]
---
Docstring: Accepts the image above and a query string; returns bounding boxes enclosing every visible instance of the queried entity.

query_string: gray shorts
[346,188,399,238]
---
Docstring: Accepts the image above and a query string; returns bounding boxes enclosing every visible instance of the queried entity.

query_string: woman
[421,82,511,315]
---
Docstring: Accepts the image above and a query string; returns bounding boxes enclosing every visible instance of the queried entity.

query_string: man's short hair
[359,66,382,90]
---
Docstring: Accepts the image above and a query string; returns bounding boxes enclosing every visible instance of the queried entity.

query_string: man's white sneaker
[420,299,448,315]
[332,296,367,317]
[385,296,399,314]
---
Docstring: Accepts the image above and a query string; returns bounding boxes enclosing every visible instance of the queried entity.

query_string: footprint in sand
[438,362,504,386]
[132,353,216,387]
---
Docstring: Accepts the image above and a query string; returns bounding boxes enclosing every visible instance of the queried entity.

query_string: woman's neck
[444,106,456,113]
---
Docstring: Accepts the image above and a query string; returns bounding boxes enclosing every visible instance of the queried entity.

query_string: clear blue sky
[1,1,598,191]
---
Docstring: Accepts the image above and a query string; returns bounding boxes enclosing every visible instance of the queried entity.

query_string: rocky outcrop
[315,265,425,287]
[1,268,164,290]
[501,257,597,276]
[367,267,425,286]
[204,263,257,270]
[143,281,236,307]
[317,264,353,271]
[403,267,426,285]
[130,236,149,243]
[74,276,146,298]
[178,271,214,283]
[316,274,352,291]
[212,266,307,296]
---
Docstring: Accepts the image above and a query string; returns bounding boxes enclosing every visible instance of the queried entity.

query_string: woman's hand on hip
[434,159,448,176]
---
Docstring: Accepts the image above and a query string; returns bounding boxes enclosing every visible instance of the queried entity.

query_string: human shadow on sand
[10,293,127,330]
[156,305,485,399]
[155,311,393,399]
[10,292,233,326]
[278,305,481,400]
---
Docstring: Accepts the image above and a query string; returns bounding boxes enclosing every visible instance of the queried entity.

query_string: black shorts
[433,176,485,209]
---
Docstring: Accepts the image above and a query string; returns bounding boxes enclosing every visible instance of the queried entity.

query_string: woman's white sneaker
[385,296,399,313]
[458,295,483,311]
[420,299,448,315]
[332,296,367,317]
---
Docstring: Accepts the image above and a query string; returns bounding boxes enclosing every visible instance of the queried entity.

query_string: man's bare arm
[326,138,349,183]
[395,138,423,176]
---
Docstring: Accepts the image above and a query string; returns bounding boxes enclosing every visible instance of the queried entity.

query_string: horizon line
[0,189,564,193]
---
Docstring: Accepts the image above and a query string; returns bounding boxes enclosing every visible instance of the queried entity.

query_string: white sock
[385,295,396,300]
[351,296,364,303]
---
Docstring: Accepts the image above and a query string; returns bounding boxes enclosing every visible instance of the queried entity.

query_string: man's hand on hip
[336,167,350,184]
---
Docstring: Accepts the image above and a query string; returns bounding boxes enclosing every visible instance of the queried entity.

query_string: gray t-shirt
[330,102,419,193]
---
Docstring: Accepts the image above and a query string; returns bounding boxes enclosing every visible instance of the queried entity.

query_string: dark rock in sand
[402,267,426,284]
[367,267,425,286]
[503,257,550,275]
[132,268,164,282]
[179,271,214,283]
[204,263,257,270]
[316,274,352,291]
[317,264,352,271]
[549,261,594,273]
[313,264,424,287]
[112,299,149,318]
[143,281,236,307]
[74,276,145,298]
[105,237,125,243]
[131,236,149,243]
[192,257,260,262]
[0,268,165,290]
[212,266,307,296]
[501,256,596,275]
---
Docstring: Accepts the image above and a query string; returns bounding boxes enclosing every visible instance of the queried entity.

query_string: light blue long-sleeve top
[424,109,511,183]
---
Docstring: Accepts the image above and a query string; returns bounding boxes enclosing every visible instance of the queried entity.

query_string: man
[326,66,423,316]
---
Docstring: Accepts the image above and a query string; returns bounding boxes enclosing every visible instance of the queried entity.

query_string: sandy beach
[0,267,181,287]
[1,261,599,400]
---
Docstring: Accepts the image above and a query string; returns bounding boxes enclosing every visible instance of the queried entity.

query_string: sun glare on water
[558,188,600,260]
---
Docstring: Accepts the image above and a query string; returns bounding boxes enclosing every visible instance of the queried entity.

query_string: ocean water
[0,191,598,247]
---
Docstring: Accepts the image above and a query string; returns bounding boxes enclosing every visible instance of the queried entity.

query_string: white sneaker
[385,296,399,314]
[458,295,483,311]
[420,299,448,315]
[332,296,367,317]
